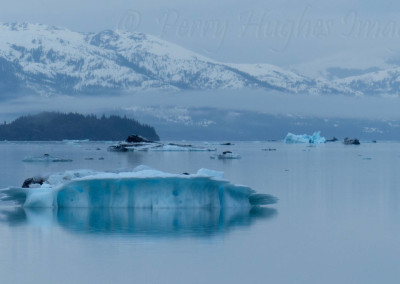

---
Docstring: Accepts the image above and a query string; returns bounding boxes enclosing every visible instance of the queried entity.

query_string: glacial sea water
[0,141,400,284]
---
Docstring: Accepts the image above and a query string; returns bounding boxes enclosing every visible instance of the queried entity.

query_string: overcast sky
[2,0,400,75]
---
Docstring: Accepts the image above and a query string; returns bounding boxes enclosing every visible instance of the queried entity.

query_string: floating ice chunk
[305,132,326,144]
[108,142,161,152]
[344,138,361,145]
[283,133,309,143]
[125,135,151,143]
[125,143,161,151]
[108,140,216,152]
[210,151,242,159]
[283,131,326,144]
[107,144,129,152]
[0,167,277,208]
[151,143,216,152]
[22,154,73,162]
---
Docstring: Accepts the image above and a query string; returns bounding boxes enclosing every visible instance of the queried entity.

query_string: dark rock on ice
[168,142,193,147]
[344,138,361,145]
[326,137,338,142]
[22,176,46,188]
[126,135,151,143]
[107,145,129,152]
[210,151,241,159]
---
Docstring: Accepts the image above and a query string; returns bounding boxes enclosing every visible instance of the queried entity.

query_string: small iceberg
[150,143,216,152]
[0,166,277,208]
[108,142,161,152]
[125,135,151,143]
[283,131,326,144]
[107,134,162,152]
[210,151,242,159]
[344,138,361,145]
[22,154,73,163]
[108,135,216,152]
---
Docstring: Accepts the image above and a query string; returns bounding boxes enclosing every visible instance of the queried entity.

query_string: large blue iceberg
[0,166,277,208]
[283,131,326,144]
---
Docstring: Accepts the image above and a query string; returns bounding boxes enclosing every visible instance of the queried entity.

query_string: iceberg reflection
[0,206,277,238]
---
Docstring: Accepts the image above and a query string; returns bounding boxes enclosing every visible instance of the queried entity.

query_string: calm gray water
[1,141,399,284]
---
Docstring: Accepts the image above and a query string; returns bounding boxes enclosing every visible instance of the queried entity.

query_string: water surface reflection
[0,206,277,238]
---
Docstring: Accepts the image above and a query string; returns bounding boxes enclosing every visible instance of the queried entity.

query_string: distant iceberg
[108,142,161,152]
[150,143,216,152]
[0,166,277,208]
[107,140,215,152]
[283,131,326,144]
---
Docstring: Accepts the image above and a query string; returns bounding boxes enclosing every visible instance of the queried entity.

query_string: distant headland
[0,112,159,141]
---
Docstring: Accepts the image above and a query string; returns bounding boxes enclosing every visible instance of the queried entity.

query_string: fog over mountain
[0,91,399,140]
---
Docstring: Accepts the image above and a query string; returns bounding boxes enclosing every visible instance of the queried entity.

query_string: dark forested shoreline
[0,112,159,141]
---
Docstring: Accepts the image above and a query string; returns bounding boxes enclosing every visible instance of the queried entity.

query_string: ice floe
[150,143,216,152]
[0,166,277,208]
[108,141,216,152]
[283,131,326,144]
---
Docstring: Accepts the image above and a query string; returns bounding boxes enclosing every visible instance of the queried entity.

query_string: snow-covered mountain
[334,67,400,96]
[0,22,357,96]
[1,22,395,97]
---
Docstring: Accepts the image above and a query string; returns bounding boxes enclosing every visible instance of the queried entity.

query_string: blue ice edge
[0,166,278,208]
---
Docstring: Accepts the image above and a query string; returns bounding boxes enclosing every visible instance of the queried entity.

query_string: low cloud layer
[1,90,400,122]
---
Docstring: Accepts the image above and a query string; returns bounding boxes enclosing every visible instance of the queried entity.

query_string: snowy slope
[227,63,355,95]
[0,22,356,96]
[0,23,156,95]
[334,67,400,96]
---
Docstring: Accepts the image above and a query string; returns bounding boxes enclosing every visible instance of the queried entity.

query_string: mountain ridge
[0,22,396,96]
